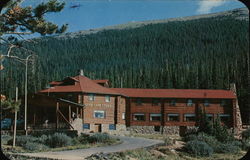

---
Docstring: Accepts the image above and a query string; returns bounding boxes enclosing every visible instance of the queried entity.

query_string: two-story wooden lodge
[27,72,242,135]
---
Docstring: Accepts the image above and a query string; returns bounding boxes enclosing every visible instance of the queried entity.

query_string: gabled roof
[39,75,119,95]
[111,88,236,99]
[93,79,109,84]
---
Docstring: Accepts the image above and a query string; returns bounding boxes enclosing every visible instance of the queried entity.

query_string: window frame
[184,113,196,122]
[122,112,125,120]
[88,93,95,101]
[150,113,162,121]
[152,99,160,106]
[187,99,193,106]
[136,98,142,106]
[105,95,111,102]
[83,123,90,129]
[204,99,210,106]
[167,113,180,122]
[93,110,105,119]
[170,99,176,106]
[133,113,145,121]
[109,124,116,130]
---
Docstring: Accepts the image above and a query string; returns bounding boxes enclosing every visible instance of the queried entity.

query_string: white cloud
[197,0,227,14]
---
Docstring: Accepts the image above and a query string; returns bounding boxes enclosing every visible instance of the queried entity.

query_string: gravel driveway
[17,136,164,160]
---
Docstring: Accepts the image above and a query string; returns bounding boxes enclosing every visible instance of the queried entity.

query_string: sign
[85,103,113,108]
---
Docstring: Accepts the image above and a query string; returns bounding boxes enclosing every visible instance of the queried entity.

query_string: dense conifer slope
[1,8,249,122]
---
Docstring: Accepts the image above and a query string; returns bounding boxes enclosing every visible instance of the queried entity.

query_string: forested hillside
[1,8,249,122]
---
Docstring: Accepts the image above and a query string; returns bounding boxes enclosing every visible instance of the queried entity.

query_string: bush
[35,134,49,144]
[242,138,250,150]
[185,140,213,157]
[242,128,250,140]
[7,135,37,147]
[77,133,90,144]
[164,137,173,146]
[1,135,12,145]
[215,143,241,154]
[23,142,48,151]
[46,133,72,148]
[88,133,113,143]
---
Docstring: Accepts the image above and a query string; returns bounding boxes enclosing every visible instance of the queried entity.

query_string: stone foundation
[83,124,128,135]
[128,126,180,135]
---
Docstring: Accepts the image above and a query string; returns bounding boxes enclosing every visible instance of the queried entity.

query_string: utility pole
[13,87,18,147]
[24,54,32,136]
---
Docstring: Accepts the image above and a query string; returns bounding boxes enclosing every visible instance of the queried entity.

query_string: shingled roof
[111,88,236,99]
[40,75,119,95]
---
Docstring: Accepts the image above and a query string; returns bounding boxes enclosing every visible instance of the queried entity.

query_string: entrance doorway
[94,124,102,132]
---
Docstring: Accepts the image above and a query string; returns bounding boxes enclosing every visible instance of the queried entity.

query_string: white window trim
[94,110,105,119]
[122,112,125,120]
[150,113,161,121]
[88,94,95,101]
[105,95,111,102]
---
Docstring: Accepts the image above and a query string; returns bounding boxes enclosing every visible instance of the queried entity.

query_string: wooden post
[76,107,79,118]
[69,105,71,122]
[56,102,59,129]
[80,108,83,119]
[13,87,18,147]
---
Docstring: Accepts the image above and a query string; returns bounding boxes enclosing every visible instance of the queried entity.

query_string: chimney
[230,83,237,95]
[79,69,84,76]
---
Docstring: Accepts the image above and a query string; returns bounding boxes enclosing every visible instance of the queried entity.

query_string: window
[204,100,209,106]
[154,126,160,132]
[94,110,105,118]
[219,114,230,124]
[83,123,90,129]
[170,99,176,106]
[220,100,228,107]
[206,114,213,121]
[187,99,193,106]
[105,95,110,102]
[122,112,125,120]
[88,94,95,101]
[152,99,160,106]
[78,95,83,104]
[133,113,145,121]
[136,99,142,106]
[184,114,196,122]
[109,124,116,130]
[167,113,179,121]
[150,113,161,121]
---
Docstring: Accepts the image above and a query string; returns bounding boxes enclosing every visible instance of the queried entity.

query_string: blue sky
[23,0,246,34]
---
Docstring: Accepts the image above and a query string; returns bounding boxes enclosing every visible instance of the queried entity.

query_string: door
[94,124,102,132]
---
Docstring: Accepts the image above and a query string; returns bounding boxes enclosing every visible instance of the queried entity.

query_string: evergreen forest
[0,10,249,123]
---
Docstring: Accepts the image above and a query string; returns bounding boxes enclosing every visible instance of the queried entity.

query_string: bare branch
[5,32,33,35]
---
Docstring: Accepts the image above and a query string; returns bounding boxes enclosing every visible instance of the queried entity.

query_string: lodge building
[27,71,242,135]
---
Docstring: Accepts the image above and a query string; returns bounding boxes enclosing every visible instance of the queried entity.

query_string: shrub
[185,140,213,157]
[46,133,72,148]
[1,135,12,145]
[23,142,48,151]
[77,133,90,144]
[35,134,49,144]
[184,134,197,142]
[242,138,250,150]
[88,133,113,143]
[215,143,241,154]
[7,135,37,147]
[164,137,173,146]
[212,118,234,143]
[242,128,250,140]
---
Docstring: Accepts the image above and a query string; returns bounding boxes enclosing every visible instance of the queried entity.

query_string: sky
[22,0,246,36]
